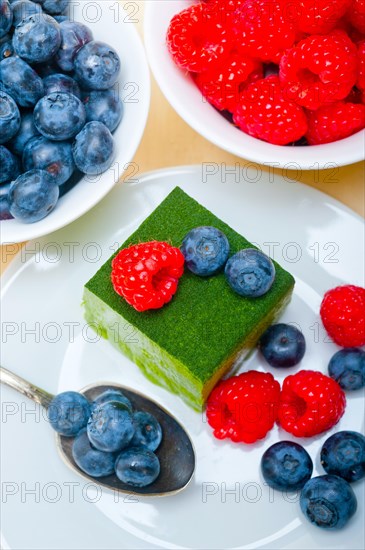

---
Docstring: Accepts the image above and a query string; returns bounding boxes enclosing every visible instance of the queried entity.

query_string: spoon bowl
[0,367,196,497]
[57,382,196,497]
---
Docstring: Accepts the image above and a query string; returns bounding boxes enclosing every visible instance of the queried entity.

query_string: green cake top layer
[85,187,295,384]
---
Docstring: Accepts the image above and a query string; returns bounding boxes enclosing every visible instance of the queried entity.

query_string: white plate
[1,166,364,550]
[144,0,365,169]
[0,0,150,245]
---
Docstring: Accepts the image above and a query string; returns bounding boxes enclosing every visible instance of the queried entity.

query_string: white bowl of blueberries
[0,0,150,243]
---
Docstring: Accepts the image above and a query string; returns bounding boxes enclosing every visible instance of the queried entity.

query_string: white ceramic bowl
[144,0,365,170]
[1,0,150,244]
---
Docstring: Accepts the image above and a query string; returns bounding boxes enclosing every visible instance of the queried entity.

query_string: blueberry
[0,31,11,44]
[43,73,81,99]
[11,0,42,27]
[55,20,93,72]
[130,412,163,452]
[0,0,13,39]
[82,89,123,132]
[0,195,12,219]
[23,136,74,186]
[34,92,85,140]
[41,0,67,15]
[0,91,20,143]
[180,226,230,276]
[57,167,82,197]
[259,323,306,368]
[7,109,39,155]
[72,121,114,175]
[300,475,357,529]
[261,441,313,491]
[48,391,91,436]
[13,14,61,63]
[74,41,120,90]
[0,56,44,107]
[321,431,365,483]
[53,14,67,22]
[328,348,365,391]
[72,428,116,478]
[35,59,59,77]
[8,169,59,222]
[0,145,20,183]
[43,73,80,98]
[92,389,133,413]
[115,447,160,487]
[87,401,135,453]
[0,38,14,59]
[0,30,10,41]
[0,182,13,219]
[225,248,276,297]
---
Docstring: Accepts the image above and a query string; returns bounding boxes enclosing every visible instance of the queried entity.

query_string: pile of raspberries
[167,0,365,145]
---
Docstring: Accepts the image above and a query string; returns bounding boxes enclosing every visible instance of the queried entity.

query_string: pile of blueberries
[261,432,365,530]
[48,388,162,487]
[0,0,122,223]
[180,225,276,297]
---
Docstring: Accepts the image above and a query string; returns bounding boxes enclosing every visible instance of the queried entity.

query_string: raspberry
[206,371,281,444]
[206,0,245,25]
[194,52,262,112]
[279,30,358,110]
[293,0,352,35]
[278,370,346,438]
[345,87,364,104]
[233,0,296,62]
[306,101,365,144]
[320,285,365,347]
[166,3,232,73]
[348,26,365,45]
[358,41,365,90]
[111,242,185,312]
[233,75,308,144]
[348,0,365,34]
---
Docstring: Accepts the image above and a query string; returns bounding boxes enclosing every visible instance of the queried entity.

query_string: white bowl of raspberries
[0,0,150,243]
[145,0,365,169]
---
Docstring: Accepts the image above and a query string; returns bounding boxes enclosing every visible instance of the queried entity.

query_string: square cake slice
[83,187,295,411]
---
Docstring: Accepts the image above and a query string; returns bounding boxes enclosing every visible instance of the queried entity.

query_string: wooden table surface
[1,2,364,274]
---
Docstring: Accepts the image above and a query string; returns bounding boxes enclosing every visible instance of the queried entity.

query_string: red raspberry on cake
[111,241,185,312]
[348,0,365,34]
[279,30,358,110]
[278,370,346,438]
[194,52,262,112]
[320,285,365,347]
[233,75,308,145]
[233,0,296,62]
[206,371,281,444]
[306,101,365,144]
[166,3,232,73]
[292,0,352,35]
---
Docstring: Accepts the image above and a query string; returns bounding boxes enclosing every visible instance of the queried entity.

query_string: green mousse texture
[83,187,295,411]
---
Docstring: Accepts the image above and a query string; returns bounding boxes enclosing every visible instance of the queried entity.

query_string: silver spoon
[0,366,196,497]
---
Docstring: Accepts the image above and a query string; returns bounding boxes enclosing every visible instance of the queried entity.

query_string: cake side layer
[85,187,296,384]
[83,287,203,410]
[83,284,293,411]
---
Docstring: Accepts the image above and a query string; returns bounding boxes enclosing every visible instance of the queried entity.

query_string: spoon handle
[0,366,54,408]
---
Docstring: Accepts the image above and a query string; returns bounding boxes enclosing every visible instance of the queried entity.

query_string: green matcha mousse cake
[83,187,295,411]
